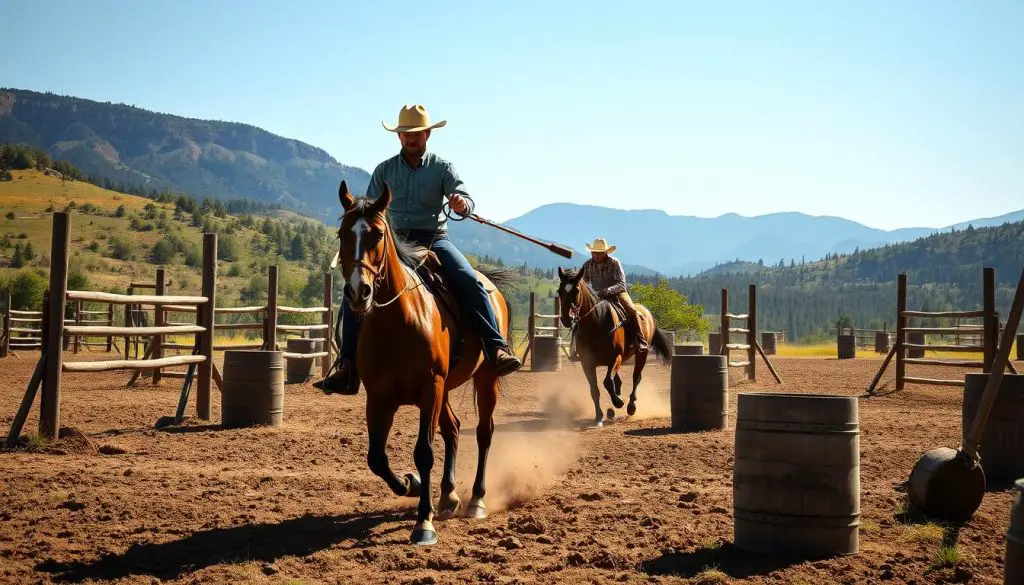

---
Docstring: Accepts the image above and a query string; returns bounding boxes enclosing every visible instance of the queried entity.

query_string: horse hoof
[438,494,461,520]
[410,521,438,545]
[611,396,625,409]
[404,473,422,498]
[606,407,615,419]
[466,498,487,519]
[627,402,637,416]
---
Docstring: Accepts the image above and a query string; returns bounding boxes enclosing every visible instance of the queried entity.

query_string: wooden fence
[869,268,1017,392]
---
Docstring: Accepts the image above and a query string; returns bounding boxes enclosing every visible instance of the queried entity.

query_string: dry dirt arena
[0,353,1018,585]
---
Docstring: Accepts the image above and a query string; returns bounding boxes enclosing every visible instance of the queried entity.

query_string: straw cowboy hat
[382,104,447,133]
[584,238,616,254]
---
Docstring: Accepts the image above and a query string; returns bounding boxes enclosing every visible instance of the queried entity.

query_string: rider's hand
[449,194,469,215]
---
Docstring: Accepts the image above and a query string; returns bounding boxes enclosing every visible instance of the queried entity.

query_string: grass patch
[931,544,960,569]
[901,523,943,545]
[859,519,880,533]
[698,537,723,551]
[691,567,729,585]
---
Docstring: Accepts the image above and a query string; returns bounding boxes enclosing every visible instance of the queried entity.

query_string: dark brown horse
[334,180,517,545]
[556,267,672,425]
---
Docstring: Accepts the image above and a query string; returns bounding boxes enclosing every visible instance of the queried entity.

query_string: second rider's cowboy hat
[584,238,616,254]
[382,104,447,133]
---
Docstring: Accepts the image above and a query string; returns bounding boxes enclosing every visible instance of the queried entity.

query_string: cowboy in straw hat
[317,104,522,395]
[578,237,649,353]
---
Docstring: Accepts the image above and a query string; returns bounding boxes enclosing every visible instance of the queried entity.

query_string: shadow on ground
[640,542,803,579]
[36,510,406,583]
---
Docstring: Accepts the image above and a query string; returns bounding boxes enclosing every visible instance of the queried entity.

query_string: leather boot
[631,318,649,353]
[491,346,523,376]
[313,357,360,395]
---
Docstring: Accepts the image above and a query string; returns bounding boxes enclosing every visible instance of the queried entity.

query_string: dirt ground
[0,352,1018,584]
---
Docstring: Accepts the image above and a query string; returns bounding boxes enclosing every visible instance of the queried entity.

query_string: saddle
[403,248,486,363]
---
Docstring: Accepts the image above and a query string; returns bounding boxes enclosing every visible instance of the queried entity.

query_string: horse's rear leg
[437,400,461,519]
[467,369,498,519]
[628,350,649,417]
[366,398,417,497]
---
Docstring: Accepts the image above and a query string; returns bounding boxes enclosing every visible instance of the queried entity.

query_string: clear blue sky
[3,0,1022,230]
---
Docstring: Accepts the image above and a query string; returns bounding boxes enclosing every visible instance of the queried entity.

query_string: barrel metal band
[734,508,860,527]
[736,420,859,434]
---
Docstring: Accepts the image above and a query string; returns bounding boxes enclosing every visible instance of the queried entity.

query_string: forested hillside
[635,221,1024,342]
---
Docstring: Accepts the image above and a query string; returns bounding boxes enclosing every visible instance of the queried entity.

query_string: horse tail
[504,294,515,353]
[651,327,673,365]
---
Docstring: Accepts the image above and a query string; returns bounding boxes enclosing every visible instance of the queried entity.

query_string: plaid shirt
[581,256,627,298]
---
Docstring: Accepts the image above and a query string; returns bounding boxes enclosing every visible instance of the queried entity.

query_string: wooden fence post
[983,267,996,372]
[41,211,70,440]
[896,273,907,390]
[197,233,216,420]
[152,268,166,384]
[105,303,114,352]
[322,271,332,377]
[720,288,728,358]
[72,300,81,354]
[1,291,10,358]
[748,284,756,381]
[267,266,279,351]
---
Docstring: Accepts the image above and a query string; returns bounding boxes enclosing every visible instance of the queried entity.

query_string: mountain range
[2,87,1021,276]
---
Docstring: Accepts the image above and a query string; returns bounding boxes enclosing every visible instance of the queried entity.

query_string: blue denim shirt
[364,151,474,232]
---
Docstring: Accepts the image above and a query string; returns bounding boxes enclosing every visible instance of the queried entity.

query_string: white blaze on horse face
[348,218,371,302]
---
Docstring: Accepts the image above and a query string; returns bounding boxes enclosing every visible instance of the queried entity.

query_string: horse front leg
[410,375,445,545]
[468,369,498,519]
[602,357,625,409]
[437,400,461,519]
[366,398,417,497]
[582,361,604,426]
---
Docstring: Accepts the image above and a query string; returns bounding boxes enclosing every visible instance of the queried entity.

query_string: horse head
[556,266,586,329]
[334,179,394,314]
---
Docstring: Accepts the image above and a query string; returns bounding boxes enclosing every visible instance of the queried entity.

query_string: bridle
[337,211,428,313]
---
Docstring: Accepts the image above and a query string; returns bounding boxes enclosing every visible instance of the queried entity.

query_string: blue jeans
[338,230,509,363]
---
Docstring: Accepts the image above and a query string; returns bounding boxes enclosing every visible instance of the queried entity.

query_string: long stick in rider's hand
[445,194,574,259]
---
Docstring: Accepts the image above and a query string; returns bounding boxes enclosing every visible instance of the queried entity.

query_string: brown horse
[556,267,672,426]
[333,180,517,545]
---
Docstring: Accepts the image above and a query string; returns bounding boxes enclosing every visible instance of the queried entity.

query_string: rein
[565,283,623,337]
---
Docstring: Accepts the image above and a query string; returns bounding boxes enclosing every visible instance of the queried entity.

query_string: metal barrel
[761,332,777,355]
[531,335,561,372]
[670,355,727,431]
[285,338,321,383]
[962,373,1024,481]
[837,334,856,359]
[733,392,860,557]
[221,350,284,428]
[875,331,891,354]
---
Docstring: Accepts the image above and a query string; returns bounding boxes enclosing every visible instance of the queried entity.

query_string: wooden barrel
[1017,333,1023,361]
[1007,479,1024,585]
[670,355,727,431]
[837,334,856,359]
[761,332,777,355]
[874,331,891,354]
[221,350,284,428]
[733,392,860,557]
[708,332,721,356]
[532,335,561,372]
[674,343,704,356]
[906,332,925,358]
[285,338,321,383]
[962,373,1024,481]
